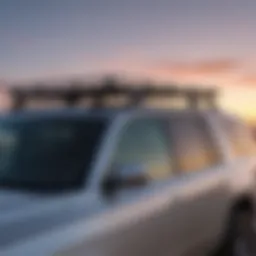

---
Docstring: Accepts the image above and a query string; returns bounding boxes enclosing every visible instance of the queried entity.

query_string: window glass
[170,116,220,173]
[0,118,108,191]
[111,119,172,182]
[223,119,256,157]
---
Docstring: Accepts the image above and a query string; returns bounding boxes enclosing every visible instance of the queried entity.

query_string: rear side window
[170,115,221,173]
[110,119,173,182]
[222,119,256,157]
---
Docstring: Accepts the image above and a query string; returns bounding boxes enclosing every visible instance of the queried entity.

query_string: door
[93,117,199,256]
[93,116,227,256]
[101,118,177,256]
[167,114,231,253]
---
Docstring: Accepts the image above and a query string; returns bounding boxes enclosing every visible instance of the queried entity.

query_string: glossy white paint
[1,109,256,256]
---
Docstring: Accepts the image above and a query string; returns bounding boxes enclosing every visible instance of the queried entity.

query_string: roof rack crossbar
[8,83,217,110]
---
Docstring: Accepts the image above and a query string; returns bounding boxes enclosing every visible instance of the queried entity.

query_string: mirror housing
[102,164,147,196]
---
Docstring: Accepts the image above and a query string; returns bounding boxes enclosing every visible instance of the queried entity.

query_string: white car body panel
[1,109,256,256]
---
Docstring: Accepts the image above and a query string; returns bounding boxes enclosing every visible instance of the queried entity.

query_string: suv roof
[0,107,222,123]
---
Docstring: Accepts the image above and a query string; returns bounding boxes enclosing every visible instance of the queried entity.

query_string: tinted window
[170,116,220,173]
[111,119,172,182]
[0,118,107,191]
[222,119,256,157]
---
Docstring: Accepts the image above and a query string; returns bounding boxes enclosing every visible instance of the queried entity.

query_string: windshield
[0,117,108,191]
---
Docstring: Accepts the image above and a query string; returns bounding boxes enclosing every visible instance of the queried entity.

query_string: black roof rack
[8,81,218,111]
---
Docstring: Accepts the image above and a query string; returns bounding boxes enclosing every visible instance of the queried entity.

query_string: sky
[2,0,256,121]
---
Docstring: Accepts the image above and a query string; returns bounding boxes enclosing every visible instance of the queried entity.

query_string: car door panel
[89,118,198,256]
[167,114,231,253]
[61,179,209,256]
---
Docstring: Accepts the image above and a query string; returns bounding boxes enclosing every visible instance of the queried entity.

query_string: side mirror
[102,164,147,196]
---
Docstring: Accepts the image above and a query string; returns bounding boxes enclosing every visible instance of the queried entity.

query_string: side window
[223,119,256,157]
[111,119,172,182]
[170,116,221,173]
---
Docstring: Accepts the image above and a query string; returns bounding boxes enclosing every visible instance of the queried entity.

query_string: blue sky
[2,0,256,119]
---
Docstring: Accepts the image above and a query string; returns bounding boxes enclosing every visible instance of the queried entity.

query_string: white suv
[1,86,256,256]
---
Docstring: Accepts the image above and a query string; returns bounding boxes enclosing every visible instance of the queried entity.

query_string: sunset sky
[2,0,256,121]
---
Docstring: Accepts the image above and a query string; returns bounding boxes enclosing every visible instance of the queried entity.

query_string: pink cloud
[239,75,256,86]
[150,59,239,77]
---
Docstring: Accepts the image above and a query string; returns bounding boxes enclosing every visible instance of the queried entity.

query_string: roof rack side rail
[7,82,218,110]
